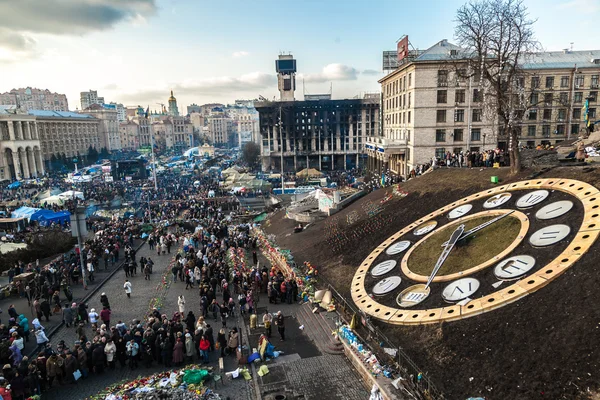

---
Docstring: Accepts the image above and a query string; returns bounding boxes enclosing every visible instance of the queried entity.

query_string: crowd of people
[0,162,298,399]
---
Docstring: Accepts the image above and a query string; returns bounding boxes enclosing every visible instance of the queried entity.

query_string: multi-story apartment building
[207,108,234,146]
[0,88,69,112]
[110,102,126,122]
[255,95,380,172]
[187,104,202,114]
[31,110,100,167]
[80,90,105,110]
[81,104,120,151]
[372,37,600,178]
[507,50,600,148]
[153,117,193,150]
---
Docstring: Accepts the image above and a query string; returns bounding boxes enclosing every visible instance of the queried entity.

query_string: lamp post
[277,105,284,193]
[70,189,87,290]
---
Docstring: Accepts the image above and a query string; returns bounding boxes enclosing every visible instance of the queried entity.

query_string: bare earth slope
[264,167,600,400]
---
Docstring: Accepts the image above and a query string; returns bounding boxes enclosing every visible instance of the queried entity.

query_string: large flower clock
[351,179,600,325]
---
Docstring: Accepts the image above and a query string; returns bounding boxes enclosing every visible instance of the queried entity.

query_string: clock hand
[426,224,465,289]
[441,210,515,247]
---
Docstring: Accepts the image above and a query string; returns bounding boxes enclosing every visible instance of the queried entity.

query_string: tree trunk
[508,126,521,175]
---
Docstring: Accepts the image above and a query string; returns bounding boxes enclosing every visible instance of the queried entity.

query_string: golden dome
[168,90,176,102]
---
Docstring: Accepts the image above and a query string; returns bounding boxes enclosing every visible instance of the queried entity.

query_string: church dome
[168,90,177,102]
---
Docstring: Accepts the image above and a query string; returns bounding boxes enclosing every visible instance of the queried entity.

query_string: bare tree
[454,0,540,173]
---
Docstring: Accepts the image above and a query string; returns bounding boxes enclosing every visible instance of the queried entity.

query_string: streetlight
[276,105,284,193]
[70,188,87,290]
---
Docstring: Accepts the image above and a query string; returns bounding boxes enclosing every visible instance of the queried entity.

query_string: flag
[584,99,589,124]
[144,106,149,119]
[380,172,385,186]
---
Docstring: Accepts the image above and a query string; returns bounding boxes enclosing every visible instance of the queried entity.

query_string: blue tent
[29,209,56,222]
[11,206,41,220]
[38,210,71,227]
[7,181,21,189]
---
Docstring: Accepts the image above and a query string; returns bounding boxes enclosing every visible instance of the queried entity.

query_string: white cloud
[362,69,380,76]
[232,51,249,58]
[119,72,276,103]
[300,64,359,83]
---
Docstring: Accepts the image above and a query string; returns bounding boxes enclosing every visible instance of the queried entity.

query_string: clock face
[353,178,600,325]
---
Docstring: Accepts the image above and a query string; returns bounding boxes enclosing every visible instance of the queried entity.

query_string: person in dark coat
[64,352,79,383]
[204,324,214,352]
[100,293,110,310]
[77,303,88,324]
[185,311,196,333]
[161,337,173,368]
[172,338,184,366]
[217,328,227,358]
[92,344,105,374]
[40,300,51,322]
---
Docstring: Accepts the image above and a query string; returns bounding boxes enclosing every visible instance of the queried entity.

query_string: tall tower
[276,54,296,101]
[168,90,179,116]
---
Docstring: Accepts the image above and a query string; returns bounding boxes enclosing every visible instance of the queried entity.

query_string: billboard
[397,35,409,63]
[383,51,399,71]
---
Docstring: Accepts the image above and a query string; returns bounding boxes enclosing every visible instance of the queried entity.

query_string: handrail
[317,276,444,399]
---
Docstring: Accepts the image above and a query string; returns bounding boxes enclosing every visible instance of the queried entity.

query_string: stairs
[295,302,344,355]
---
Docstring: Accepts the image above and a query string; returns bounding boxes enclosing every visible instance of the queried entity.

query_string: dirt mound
[264,166,600,400]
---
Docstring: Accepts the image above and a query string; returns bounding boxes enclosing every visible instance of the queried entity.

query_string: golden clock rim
[351,178,600,326]
[400,209,529,283]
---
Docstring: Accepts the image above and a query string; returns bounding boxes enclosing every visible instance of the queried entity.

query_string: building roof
[414,39,467,62]
[27,110,95,119]
[0,105,17,114]
[521,50,600,70]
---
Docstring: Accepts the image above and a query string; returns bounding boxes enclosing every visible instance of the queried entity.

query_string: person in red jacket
[100,307,111,327]
[199,335,210,364]
[0,379,12,400]
[279,281,287,303]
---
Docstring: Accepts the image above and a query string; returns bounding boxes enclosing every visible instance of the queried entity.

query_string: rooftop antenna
[570,42,574,51]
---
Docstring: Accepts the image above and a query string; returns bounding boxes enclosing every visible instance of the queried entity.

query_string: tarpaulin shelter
[41,196,65,206]
[7,181,21,189]
[296,168,323,178]
[38,210,71,227]
[58,190,84,200]
[11,206,41,221]
[29,209,56,222]
[36,188,62,200]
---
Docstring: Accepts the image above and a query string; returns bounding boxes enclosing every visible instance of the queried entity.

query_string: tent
[36,188,62,200]
[29,209,57,222]
[7,181,21,189]
[38,210,71,227]
[11,206,41,220]
[41,196,65,206]
[58,190,84,200]
[297,168,323,178]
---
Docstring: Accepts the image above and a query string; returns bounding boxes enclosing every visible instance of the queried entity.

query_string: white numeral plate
[372,276,402,296]
[516,190,549,209]
[371,260,397,277]
[529,224,571,247]
[535,200,573,220]
[448,204,473,219]
[386,241,411,255]
[483,193,512,209]
[494,255,536,280]
[442,278,480,302]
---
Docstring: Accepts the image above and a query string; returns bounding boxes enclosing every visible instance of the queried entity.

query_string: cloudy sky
[0,0,598,111]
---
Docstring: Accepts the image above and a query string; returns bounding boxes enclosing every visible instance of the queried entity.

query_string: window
[436,129,446,142]
[527,126,536,136]
[556,125,565,135]
[558,109,567,120]
[437,90,447,103]
[574,92,583,103]
[436,110,447,123]
[528,109,538,120]
[515,77,525,89]
[472,109,482,122]
[471,128,481,141]
[573,108,581,119]
[408,111,411,123]
[592,75,599,88]
[590,91,598,102]
[438,70,448,87]
[435,148,446,159]
[544,93,553,106]
[559,92,568,105]
[473,88,482,102]
[545,76,555,88]
[575,75,585,88]
[531,76,540,88]
[572,124,580,134]
[543,109,552,120]
[403,76,407,90]
[590,108,597,118]
[542,125,551,136]
[560,76,569,88]
[408,73,412,87]
[530,92,539,105]
[454,109,465,122]
[526,141,536,148]
[453,128,463,141]
[455,89,466,103]
[408,93,411,108]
